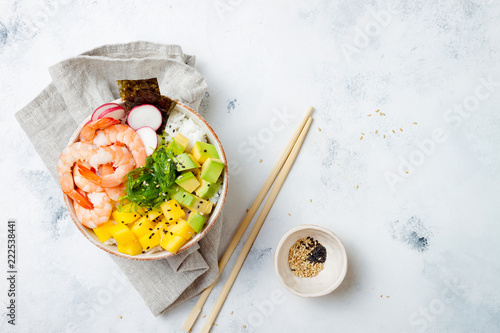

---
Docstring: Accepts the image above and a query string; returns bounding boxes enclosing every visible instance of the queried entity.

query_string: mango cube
[109,223,136,245]
[92,221,115,243]
[166,219,195,240]
[130,217,156,239]
[138,230,161,251]
[146,208,163,221]
[112,204,142,225]
[160,200,186,223]
[161,234,187,253]
[117,239,143,256]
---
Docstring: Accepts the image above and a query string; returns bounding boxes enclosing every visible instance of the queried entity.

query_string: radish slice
[91,103,121,121]
[127,104,162,131]
[98,106,126,121]
[136,126,159,156]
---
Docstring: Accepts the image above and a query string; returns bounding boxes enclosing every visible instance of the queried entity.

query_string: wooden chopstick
[182,107,313,332]
[200,116,313,333]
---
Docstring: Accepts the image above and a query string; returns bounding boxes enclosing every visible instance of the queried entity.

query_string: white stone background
[1,0,500,332]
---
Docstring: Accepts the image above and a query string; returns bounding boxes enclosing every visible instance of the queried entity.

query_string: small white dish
[274,225,348,297]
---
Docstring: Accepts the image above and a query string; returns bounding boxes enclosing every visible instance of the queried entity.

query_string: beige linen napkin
[15,42,222,316]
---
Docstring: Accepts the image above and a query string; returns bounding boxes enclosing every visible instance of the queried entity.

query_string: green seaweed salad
[119,135,178,210]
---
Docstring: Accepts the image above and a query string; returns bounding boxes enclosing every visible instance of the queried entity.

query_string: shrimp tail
[94,117,120,128]
[76,162,103,186]
[67,189,94,210]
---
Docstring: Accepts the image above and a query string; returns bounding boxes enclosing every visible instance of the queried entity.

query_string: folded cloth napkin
[15,42,222,316]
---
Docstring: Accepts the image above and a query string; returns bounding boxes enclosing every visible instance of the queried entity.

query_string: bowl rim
[274,224,348,297]
[63,101,228,261]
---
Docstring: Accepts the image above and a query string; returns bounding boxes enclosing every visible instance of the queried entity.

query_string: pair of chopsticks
[182,107,314,333]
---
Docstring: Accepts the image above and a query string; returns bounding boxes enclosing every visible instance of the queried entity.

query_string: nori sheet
[117,77,177,133]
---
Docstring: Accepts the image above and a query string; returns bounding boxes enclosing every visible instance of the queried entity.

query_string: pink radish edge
[126,104,162,131]
[135,126,159,156]
[98,106,126,121]
[91,103,121,121]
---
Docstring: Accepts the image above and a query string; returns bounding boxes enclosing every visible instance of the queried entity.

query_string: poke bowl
[60,79,228,260]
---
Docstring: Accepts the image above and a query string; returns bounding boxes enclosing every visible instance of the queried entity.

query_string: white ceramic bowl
[63,101,228,260]
[274,225,347,297]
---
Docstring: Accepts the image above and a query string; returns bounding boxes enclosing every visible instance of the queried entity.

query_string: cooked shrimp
[93,124,147,167]
[57,142,98,209]
[100,164,126,201]
[79,117,120,142]
[73,191,112,228]
[73,161,101,193]
[77,144,136,188]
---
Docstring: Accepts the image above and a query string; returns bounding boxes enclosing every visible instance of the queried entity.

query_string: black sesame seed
[204,149,207,153]
[307,242,327,264]
[146,246,150,250]
[170,232,173,235]
[169,218,173,221]
[149,228,153,231]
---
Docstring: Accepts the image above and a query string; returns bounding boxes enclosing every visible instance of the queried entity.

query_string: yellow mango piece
[112,203,142,225]
[166,219,195,240]
[160,200,186,223]
[160,234,187,253]
[138,230,161,251]
[146,208,163,221]
[109,223,136,245]
[130,217,156,239]
[117,239,143,256]
[92,221,115,243]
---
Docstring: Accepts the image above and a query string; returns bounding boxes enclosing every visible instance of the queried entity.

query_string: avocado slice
[174,153,201,172]
[192,142,220,164]
[167,133,189,155]
[187,212,207,233]
[167,186,213,215]
[175,171,200,193]
[168,186,196,207]
[200,158,225,183]
[195,179,221,199]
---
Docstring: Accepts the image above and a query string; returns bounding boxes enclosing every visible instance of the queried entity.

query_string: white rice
[209,186,222,204]
[164,110,207,151]
[103,238,117,246]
